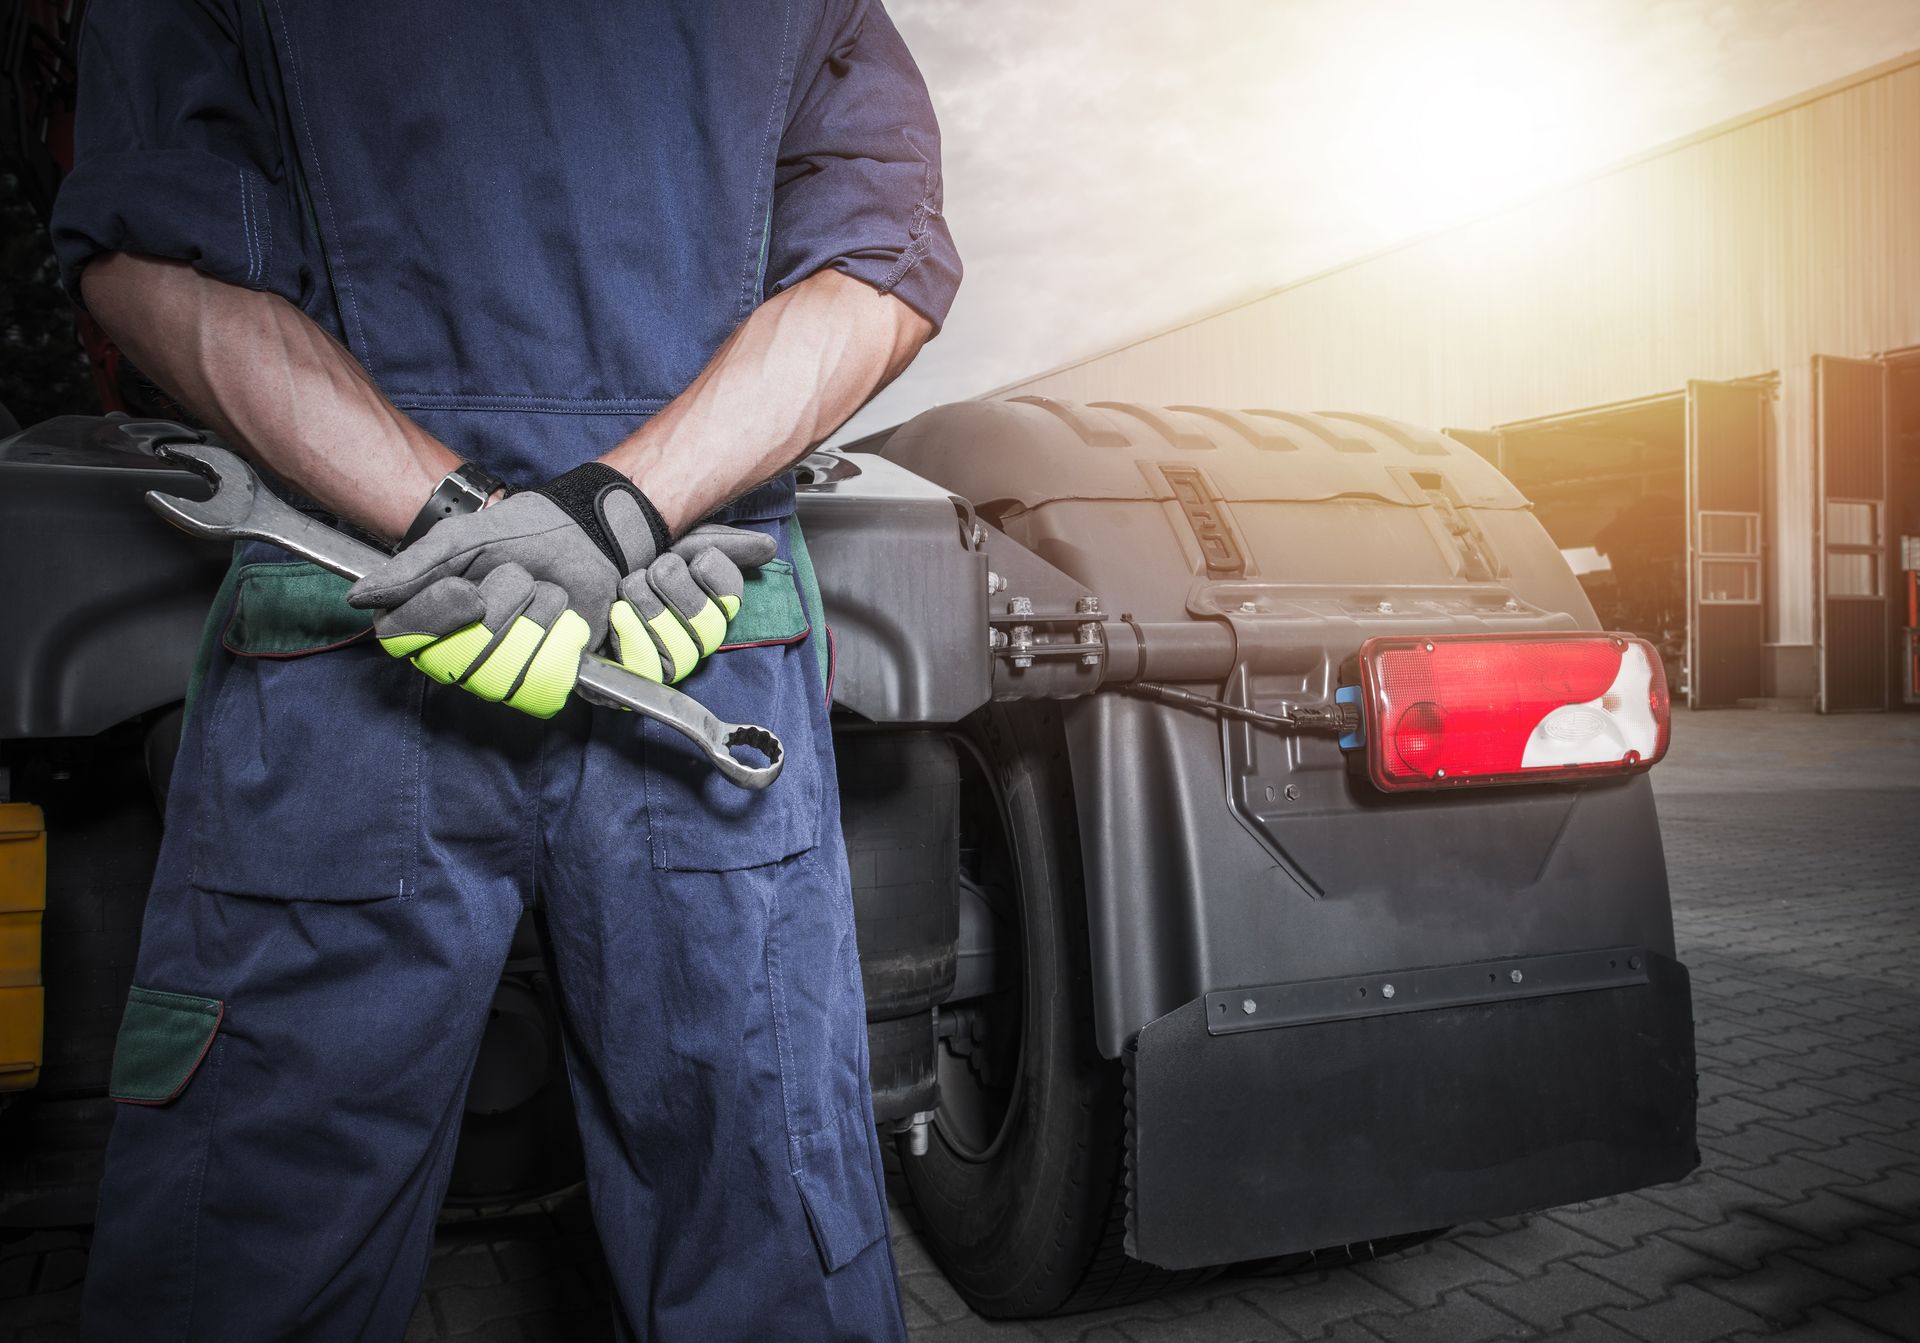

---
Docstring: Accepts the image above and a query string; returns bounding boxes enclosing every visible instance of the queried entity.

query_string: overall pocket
[189,562,424,901]
[108,986,224,1105]
[642,529,824,872]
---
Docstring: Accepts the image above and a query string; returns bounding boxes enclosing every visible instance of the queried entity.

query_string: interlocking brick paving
[5,708,1916,1342]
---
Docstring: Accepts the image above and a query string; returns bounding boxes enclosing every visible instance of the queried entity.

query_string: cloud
[835,0,1920,442]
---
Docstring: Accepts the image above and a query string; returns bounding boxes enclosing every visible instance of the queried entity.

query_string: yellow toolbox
[0,802,46,1092]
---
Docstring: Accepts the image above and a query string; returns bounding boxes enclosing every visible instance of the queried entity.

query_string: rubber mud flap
[1124,952,1698,1269]
[108,986,224,1105]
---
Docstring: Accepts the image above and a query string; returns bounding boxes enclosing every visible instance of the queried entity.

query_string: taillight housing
[1356,632,1669,793]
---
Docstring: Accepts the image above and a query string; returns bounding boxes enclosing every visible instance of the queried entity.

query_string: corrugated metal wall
[993,55,1920,647]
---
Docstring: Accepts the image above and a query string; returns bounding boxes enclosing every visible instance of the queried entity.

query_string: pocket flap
[109,986,224,1105]
[790,1107,889,1274]
[718,558,808,649]
[223,561,371,657]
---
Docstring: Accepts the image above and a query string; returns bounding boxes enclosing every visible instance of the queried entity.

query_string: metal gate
[1815,355,1891,712]
[1685,381,1767,708]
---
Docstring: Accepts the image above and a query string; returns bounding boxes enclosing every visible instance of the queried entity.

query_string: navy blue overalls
[50,2,961,1338]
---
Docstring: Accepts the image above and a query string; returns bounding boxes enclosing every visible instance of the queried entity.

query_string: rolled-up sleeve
[767,0,961,330]
[50,0,308,305]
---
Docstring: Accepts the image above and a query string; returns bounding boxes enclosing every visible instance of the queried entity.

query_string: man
[50,1,959,1338]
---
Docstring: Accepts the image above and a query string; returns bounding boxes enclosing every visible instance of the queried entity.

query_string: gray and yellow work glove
[608,525,778,684]
[348,462,673,717]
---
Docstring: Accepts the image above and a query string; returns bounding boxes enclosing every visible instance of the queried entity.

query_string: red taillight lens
[1358,633,1669,792]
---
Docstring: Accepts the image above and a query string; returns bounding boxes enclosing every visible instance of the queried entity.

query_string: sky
[834,0,1920,442]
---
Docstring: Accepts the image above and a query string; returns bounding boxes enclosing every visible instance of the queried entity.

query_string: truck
[0,0,1697,1319]
[1,398,1698,1317]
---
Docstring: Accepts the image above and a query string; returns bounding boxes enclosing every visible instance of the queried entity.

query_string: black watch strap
[400,461,507,549]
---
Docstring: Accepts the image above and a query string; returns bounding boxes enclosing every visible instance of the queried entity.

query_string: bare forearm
[603,269,932,532]
[80,254,456,540]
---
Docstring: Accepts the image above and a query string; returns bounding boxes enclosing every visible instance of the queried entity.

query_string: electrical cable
[1122,681,1359,733]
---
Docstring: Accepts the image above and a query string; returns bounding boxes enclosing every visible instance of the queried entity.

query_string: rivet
[1382,983,1396,999]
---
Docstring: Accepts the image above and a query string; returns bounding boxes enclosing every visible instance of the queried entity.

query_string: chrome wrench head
[145,440,274,541]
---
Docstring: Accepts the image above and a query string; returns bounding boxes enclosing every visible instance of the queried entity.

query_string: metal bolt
[1010,623,1035,669]
[1628,954,1642,971]
[1283,783,1302,801]
[971,520,989,548]
[1008,595,1035,617]
[1077,621,1102,666]
[1509,969,1524,984]
[907,1110,932,1157]
[1241,998,1257,1015]
[1240,600,1259,614]
[989,628,1008,649]
[987,570,1006,594]
[1424,641,1435,653]
[1075,594,1102,615]
[1377,600,1394,613]
[1382,983,1396,999]
[1504,597,1520,612]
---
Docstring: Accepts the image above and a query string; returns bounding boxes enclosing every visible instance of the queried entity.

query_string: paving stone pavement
[4,708,1917,1342]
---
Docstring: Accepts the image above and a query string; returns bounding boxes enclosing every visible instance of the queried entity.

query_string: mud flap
[1124,951,1698,1269]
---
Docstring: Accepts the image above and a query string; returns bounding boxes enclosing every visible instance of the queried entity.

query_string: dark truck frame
[0,399,1698,1318]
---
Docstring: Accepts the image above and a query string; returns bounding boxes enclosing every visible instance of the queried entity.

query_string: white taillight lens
[1358,633,1670,792]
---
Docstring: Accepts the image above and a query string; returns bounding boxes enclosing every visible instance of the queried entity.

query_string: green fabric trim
[109,986,222,1104]
[223,561,371,656]
[786,517,831,693]
[721,557,809,649]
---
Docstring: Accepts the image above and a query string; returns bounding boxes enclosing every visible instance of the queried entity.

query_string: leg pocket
[190,643,424,901]
[791,1105,889,1273]
[108,986,223,1105]
[642,637,823,872]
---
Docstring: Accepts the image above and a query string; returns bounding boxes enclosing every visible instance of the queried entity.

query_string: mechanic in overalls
[50,2,959,1338]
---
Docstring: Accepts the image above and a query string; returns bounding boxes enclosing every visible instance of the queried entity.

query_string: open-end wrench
[145,440,783,790]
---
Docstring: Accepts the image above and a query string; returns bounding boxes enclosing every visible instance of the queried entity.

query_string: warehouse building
[989,52,1920,712]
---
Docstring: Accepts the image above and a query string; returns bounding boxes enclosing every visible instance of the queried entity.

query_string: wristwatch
[400,461,508,548]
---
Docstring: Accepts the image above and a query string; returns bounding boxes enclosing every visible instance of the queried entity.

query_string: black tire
[898,704,1215,1318]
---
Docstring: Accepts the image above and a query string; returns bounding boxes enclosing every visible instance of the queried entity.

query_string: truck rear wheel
[898,705,1215,1317]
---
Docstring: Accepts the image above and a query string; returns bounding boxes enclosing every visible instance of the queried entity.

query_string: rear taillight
[1356,633,1669,792]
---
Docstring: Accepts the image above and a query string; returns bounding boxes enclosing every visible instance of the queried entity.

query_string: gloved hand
[349,462,671,716]
[608,525,778,684]
[362,563,592,718]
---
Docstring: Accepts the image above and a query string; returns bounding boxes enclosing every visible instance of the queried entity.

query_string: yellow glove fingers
[505,609,591,718]
[609,599,666,683]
